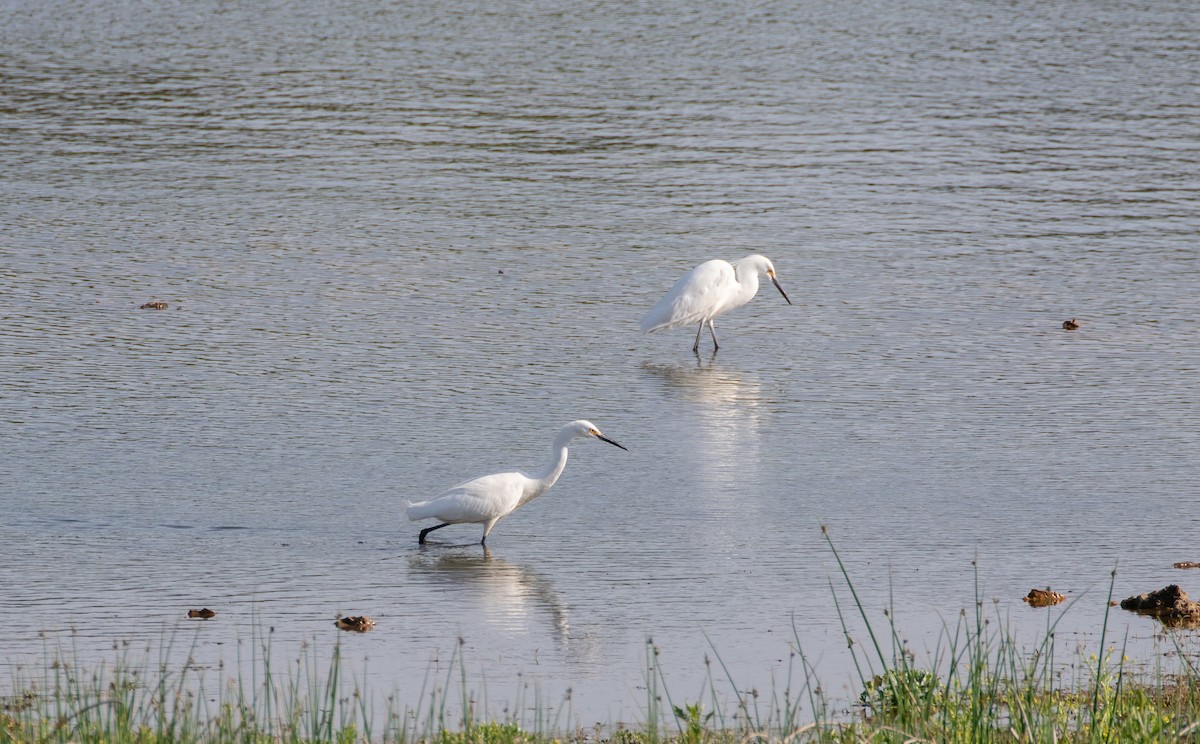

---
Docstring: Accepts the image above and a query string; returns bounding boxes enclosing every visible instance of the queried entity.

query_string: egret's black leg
[419,522,451,544]
[693,322,704,353]
[709,321,719,351]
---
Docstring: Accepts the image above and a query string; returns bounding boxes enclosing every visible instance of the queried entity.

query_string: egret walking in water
[406,420,627,546]
[641,254,791,353]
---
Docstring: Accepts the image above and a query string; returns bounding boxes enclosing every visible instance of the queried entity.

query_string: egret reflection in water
[640,359,765,499]
[641,358,763,408]
[408,549,575,651]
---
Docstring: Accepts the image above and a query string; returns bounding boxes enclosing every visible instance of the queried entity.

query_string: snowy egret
[640,254,792,352]
[406,420,627,546]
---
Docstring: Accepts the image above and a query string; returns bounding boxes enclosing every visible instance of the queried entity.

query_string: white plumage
[406,420,627,546]
[641,254,791,352]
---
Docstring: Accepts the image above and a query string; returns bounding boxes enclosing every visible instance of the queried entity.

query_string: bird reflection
[640,358,764,497]
[408,549,573,650]
[640,357,764,420]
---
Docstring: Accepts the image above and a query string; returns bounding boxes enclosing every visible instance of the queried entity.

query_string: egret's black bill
[772,276,792,305]
[598,434,628,451]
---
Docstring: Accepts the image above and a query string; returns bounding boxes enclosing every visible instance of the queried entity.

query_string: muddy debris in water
[140,301,169,310]
[187,608,216,619]
[1174,562,1200,569]
[335,615,376,632]
[1119,585,1200,628]
[1062,318,1079,330]
[1022,588,1066,607]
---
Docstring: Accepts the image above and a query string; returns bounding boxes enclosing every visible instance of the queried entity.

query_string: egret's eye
[590,429,600,436]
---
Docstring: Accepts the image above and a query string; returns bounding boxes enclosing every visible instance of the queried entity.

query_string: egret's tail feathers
[642,311,697,332]
[640,304,675,332]
[406,500,434,521]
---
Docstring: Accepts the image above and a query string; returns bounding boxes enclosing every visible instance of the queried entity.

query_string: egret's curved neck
[522,430,574,506]
[732,261,762,303]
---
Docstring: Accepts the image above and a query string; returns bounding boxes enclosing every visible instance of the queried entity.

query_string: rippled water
[2,0,1199,728]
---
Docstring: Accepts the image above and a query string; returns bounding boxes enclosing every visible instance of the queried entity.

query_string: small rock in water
[1022,588,1066,607]
[335,615,376,632]
[1062,318,1079,330]
[1174,562,1200,569]
[187,608,216,619]
[1119,584,1200,628]
[140,301,169,310]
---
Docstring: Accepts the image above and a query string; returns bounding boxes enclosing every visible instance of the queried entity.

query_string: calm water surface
[2,0,1199,728]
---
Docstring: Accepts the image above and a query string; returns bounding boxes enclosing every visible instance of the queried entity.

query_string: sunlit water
[2,0,1199,729]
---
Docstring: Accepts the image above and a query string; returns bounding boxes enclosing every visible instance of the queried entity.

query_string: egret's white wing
[640,260,736,331]
[407,472,525,523]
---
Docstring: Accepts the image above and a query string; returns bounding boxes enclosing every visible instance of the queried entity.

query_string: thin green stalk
[701,630,756,731]
[821,525,888,672]
[789,617,825,732]
[652,638,681,739]
[1090,567,1117,731]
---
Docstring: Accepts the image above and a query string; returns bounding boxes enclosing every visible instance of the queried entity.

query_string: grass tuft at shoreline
[4,531,1198,743]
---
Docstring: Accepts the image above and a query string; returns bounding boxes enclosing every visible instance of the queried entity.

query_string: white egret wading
[641,254,792,353]
[406,420,627,546]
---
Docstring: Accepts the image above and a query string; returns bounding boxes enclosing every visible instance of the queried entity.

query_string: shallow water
[2,0,1199,728]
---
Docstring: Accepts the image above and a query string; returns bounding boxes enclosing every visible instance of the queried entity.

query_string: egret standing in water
[406,420,627,546]
[641,254,792,353]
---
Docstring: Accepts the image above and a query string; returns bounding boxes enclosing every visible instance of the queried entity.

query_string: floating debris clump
[1022,588,1066,607]
[335,615,376,632]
